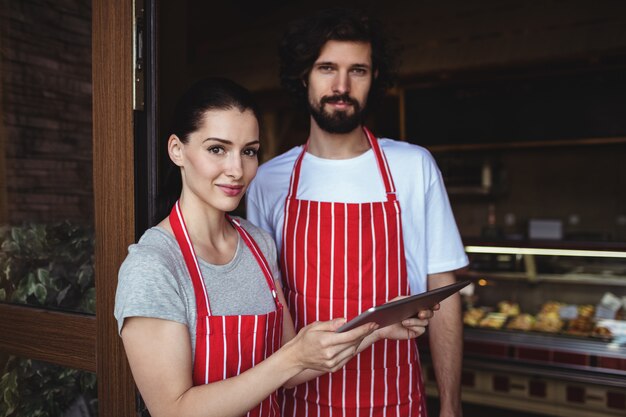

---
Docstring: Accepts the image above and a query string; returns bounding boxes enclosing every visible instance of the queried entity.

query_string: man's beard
[308,93,364,134]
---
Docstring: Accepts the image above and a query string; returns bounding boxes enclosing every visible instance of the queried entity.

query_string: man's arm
[427,271,463,417]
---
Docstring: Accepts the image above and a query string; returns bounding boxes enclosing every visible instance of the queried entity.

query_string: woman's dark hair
[157,77,260,220]
[279,8,397,110]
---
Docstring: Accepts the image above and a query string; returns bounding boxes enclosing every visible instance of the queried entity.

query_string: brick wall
[0,0,92,224]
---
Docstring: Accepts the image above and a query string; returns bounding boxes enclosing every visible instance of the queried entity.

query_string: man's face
[306,40,374,134]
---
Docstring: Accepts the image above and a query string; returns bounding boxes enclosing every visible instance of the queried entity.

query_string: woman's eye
[243,148,259,157]
[207,146,225,154]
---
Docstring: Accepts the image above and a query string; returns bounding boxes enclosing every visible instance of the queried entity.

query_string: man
[247,8,468,417]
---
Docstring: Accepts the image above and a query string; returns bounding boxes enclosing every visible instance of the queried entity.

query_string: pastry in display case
[462,297,619,337]
[505,313,535,331]
[477,312,508,329]
[463,307,486,327]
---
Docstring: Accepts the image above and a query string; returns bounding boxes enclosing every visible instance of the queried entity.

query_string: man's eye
[351,68,367,75]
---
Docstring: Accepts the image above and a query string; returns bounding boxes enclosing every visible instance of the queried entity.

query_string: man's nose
[332,71,350,94]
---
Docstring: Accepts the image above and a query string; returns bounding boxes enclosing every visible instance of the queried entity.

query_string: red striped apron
[280,128,426,417]
[170,201,283,417]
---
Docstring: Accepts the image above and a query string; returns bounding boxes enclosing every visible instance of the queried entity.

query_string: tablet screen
[336,280,471,333]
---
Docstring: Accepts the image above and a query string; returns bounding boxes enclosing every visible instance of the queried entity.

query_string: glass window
[0,0,94,314]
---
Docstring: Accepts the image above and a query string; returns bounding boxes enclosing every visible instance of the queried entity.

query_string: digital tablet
[336,280,472,333]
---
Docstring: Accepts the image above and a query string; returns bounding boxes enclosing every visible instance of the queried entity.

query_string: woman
[114,77,432,417]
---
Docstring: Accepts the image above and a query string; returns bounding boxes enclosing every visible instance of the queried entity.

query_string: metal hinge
[133,0,145,111]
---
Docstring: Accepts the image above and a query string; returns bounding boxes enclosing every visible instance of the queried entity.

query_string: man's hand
[374,302,439,340]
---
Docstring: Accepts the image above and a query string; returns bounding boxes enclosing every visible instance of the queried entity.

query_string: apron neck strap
[227,215,280,307]
[363,127,397,201]
[287,127,397,201]
[169,201,212,316]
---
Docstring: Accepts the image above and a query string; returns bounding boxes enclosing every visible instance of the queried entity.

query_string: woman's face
[172,108,260,214]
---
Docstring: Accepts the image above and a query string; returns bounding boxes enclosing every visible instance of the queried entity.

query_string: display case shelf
[459,270,626,287]
[463,238,626,253]
[463,328,626,374]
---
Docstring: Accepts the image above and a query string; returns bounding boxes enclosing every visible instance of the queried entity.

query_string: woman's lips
[217,184,244,197]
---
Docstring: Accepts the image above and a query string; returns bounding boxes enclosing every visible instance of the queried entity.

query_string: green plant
[0,222,95,313]
[0,222,97,416]
[0,356,97,417]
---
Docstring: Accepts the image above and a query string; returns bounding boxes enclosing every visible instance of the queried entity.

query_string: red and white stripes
[279,129,426,417]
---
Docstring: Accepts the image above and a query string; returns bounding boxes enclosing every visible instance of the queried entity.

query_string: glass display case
[419,242,626,417]
[461,241,625,340]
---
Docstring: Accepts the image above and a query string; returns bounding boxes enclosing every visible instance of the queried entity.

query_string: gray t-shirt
[114,217,281,360]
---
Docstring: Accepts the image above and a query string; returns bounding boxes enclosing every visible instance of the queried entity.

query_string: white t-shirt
[246,138,468,294]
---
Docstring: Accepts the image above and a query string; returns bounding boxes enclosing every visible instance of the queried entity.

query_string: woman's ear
[168,134,184,167]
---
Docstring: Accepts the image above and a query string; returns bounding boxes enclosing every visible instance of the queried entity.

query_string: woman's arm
[122,317,294,417]
[122,313,374,417]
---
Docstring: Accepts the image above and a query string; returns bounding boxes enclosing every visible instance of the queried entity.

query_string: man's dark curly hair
[279,8,397,111]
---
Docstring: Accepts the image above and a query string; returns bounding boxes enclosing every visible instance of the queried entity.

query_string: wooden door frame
[0,0,138,415]
[0,30,6,223]
[93,0,137,415]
